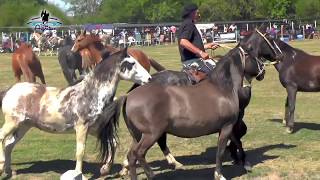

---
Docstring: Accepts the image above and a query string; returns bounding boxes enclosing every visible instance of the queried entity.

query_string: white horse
[0,48,151,177]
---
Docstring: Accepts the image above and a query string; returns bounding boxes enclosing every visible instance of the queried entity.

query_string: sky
[48,0,71,11]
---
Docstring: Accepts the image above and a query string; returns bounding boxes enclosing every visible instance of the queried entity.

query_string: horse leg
[99,138,117,176]
[229,132,251,171]
[0,115,19,175]
[127,140,139,180]
[133,134,158,180]
[215,124,233,180]
[157,133,183,169]
[4,125,30,176]
[14,71,22,82]
[18,61,33,83]
[228,109,247,164]
[75,123,88,172]
[285,86,297,133]
[34,59,46,84]
[283,97,289,125]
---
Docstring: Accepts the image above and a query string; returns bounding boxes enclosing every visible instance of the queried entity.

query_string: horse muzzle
[255,69,265,81]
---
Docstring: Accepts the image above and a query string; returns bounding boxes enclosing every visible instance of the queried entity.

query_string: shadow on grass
[151,143,296,180]
[12,160,122,179]
[10,143,295,180]
[269,118,320,132]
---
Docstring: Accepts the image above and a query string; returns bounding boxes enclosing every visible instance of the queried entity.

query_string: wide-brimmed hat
[182,3,198,18]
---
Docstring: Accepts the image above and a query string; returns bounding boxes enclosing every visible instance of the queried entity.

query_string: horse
[98,47,266,176]
[57,35,96,85]
[241,28,320,133]
[0,48,151,177]
[71,31,165,74]
[58,43,84,85]
[97,46,267,180]
[11,42,46,84]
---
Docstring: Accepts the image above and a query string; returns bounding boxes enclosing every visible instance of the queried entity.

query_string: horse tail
[97,95,127,163]
[149,58,166,72]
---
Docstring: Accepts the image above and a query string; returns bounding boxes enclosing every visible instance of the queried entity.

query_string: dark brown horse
[97,46,267,180]
[71,31,165,74]
[12,43,46,84]
[242,28,320,133]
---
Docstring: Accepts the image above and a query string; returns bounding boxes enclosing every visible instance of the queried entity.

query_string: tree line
[0,0,319,27]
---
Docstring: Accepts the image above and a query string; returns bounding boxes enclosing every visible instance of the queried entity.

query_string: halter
[255,29,283,58]
[238,46,265,87]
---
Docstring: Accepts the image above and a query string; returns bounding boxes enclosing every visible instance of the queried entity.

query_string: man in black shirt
[178,3,219,74]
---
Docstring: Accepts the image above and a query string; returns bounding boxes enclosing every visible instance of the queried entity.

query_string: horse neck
[75,66,120,120]
[209,49,244,93]
[87,43,103,63]
[274,40,301,71]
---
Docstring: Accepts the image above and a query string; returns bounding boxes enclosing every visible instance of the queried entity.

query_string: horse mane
[208,46,241,91]
[93,49,124,81]
[276,39,309,56]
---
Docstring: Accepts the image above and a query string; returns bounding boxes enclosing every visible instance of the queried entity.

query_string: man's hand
[198,50,209,59]
[205,42,220,50]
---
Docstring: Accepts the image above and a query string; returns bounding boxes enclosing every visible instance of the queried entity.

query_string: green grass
[1,40,320,179]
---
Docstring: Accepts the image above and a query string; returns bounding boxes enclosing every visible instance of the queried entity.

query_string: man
[178,3,220,74]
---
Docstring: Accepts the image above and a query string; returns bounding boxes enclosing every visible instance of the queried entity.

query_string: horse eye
[120,61,134,72]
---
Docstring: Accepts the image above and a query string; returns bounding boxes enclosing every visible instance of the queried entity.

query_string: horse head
[239,47,265,82]
[240,26,283,62]
[71,30,102,52]
[94,47,151,85]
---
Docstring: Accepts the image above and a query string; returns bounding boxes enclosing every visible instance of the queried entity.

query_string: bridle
[239,46,265,87]
[255,29,283,64]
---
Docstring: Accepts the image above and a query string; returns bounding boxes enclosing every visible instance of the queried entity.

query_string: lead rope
[238,46,252,87]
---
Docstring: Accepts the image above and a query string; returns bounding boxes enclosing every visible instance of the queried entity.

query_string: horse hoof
[244,161,252,172]
[286,127,294,134]
[214,171,226,180]
[100,164,111,176]
[119,167,129,177]
[174,162,184,169]
[282,119,286,125]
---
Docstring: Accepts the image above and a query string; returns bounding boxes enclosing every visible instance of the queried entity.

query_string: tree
[296,0,320,20]
[0,0,70,27]
[64,0,103,17]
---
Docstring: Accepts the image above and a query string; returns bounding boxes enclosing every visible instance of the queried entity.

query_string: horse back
[125,82,239,138]
[2,83,46,118]
[280,54,320,91]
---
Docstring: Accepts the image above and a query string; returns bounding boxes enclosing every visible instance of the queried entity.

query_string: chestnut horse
[97,47,269,180]
[12,43,46,84]
[71,31,165,74]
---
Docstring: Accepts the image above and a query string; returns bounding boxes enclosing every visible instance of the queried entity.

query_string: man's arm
[180,38,209,59]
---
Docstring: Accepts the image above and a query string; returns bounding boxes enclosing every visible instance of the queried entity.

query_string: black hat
[182,3,198,18]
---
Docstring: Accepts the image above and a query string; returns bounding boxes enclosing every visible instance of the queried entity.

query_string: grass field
[0,40,320,179]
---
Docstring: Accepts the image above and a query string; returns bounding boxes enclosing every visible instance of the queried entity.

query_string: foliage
[295,0,320,20]
[1,0,320,26]
[0,0,71,27]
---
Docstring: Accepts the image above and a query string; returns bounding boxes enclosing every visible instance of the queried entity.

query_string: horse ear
[258,23,268,33]
[120,46,129,58]
[83,30,87,36]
